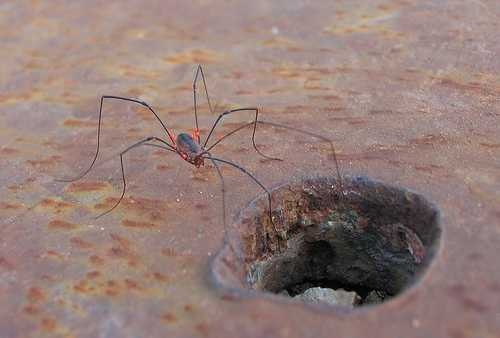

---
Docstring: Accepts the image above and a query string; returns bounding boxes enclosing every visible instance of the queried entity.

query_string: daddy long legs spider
[58,65,343,249]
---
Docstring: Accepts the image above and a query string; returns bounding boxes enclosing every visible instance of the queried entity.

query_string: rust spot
[48,219,79,230]
[23,305,39,315]
[40,317,57,332]
[73,280,90,293]
[183,304,194,312]
[122,219,159,228]
[27,287,45,303]
[110,233,132,249]
[156,164,171,171]
[108,246,131,259]
[67,181,109,193]
[195,322,210,336]
[86,271,100,279]
[89,255,105,266]
[153,272,169,282]
[161,247,177,257]
[162,312,177,323]
[479,142,500,149]
[27,155,61,167]
[39,198,73,213]
[164,49,223,64]
[62,118,97,128]
[409,134,448,146]
[46,250,64,260]
[70,237,93,249]
[0,257,14,270]
[0,147,20,155]
[124,278,141,290]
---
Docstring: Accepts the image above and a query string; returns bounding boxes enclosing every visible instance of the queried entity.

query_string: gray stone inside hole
[211,176,441,308]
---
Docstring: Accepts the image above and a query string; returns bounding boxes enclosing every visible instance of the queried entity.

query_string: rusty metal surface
[1,1,499,337]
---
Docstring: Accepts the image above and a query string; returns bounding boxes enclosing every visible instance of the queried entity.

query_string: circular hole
[211,176,441,309]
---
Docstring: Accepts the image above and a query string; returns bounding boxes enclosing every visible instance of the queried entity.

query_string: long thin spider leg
[203,155,279,237]
[96,136,173,218]
[258,120,343,192]
[207,157,227,244]
[57,95,175,182]
[203,108,281,161]
[206,120,343,192]
[192,65,214,143]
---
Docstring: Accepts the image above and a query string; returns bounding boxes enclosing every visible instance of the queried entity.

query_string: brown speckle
[86,271,100,279]
[161,248,177,257]
[122,219,159,228]
[23,305,39,315]
[40,317,57,332]
[162,312,177,323]
[27,287,45,303]
[48,219,78,230]
[70,237,93,249]
[67,181,108,193]
[89,255,104,266]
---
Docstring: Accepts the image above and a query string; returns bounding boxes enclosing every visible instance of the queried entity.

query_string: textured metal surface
[1,1,499,337]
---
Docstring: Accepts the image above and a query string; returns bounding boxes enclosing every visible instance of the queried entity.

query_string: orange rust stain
[122,219,159,228]
[38,198,73,213]
[62,118,97,128]
[23,305,40,315]
[109,233,132,249]
[409,134,448,146]
[162,312,177,323]
[108,246,132,259]
[0,147,19,155]
[0,257,14,270]
[86,271,100,279]
[479,142,500,149]
[164,49,223,64]
[195,322,210,336]
[67,181,109,193]
[104,280,121,297]
[27,287,45,303]
[161,248,177,257]
[0,202,23,210]
[48,219,79,230]
[73,280,90,293]
[46,250,64,260]
[153,272,169,282]
[40,317,57,332]
[96,196,166,216]
[27,155,62,167]
[70,237,93,249]
[184,304,194,312]
[89,255,105,266]
[124,279,141,290]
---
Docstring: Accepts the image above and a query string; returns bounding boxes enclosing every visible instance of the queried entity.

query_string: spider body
[175,132,205,167]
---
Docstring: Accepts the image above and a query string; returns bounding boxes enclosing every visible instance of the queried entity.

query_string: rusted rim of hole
[210,175,441,310]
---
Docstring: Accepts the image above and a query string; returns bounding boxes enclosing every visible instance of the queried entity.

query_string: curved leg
[204,155,280,251]
[206,120,343,192]
[192,65,214,143]
[203,108,282,161]
[57,95,176,182]
[96,136,175,218]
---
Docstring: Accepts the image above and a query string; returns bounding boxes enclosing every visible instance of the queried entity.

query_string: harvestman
[58,65,343,245]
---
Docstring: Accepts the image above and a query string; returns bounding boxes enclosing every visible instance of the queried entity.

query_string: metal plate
[1,1,499,337]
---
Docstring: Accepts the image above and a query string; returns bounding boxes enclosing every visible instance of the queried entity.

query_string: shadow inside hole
[211,176,441,308]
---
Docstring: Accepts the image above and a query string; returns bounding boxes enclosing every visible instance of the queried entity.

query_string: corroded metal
[1,1,500,337]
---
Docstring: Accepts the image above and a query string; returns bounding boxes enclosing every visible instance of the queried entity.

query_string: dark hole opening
[211,176,441,309]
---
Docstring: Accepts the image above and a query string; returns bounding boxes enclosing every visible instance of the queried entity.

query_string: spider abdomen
[176,133,204,165]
